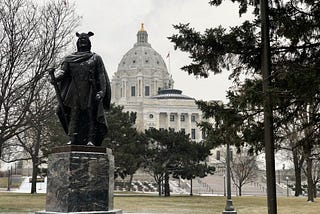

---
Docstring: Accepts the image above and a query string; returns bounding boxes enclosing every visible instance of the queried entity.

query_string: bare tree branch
[0,0,80,157]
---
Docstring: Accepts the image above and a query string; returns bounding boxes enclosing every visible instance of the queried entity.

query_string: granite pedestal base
[37,145,122,214]
[222,211,237,214]
[35,210,122,214]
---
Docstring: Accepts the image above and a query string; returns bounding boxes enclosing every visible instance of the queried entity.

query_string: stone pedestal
[36,145,122,214]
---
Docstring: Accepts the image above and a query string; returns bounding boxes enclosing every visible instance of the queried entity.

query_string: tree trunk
[306,155,314,202]
[313,182,317,198]
[31,129,41,194]
[190,178,193,196]
[293,149,303,196]
[294,167,302,197]
[7,168,12,191]
[164,172,170,197]
[122,179,126,190]
[31,159,38,194]
[128,174,133,191]
[239,181,242,196]
[155,174,162,196]
[158,180,161,196]
[0,140,3,159]
[304,104,314,202]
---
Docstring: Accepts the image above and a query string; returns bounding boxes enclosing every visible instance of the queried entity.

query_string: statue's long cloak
[56,51,111,146]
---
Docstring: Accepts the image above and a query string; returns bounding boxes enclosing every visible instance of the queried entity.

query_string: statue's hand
[48,69,65,84]
[95,91,103,101]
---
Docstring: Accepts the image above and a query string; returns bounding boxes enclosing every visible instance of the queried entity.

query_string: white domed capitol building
[111,24,203,141]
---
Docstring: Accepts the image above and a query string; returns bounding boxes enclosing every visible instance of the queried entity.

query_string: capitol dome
[111,24,203,140]
[117,24,167,72]
[112,24,174,103]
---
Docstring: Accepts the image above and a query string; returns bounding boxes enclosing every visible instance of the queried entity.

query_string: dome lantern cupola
[136,23,149,46]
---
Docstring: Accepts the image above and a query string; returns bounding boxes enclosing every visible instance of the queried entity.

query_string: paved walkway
[194,174,286,196]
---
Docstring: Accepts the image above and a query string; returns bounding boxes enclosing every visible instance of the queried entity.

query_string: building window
[149,114,153,119]
[145,86,150,96]
[202,130,206,139]
[180,114,185,122]
[170,114,175,122]
[191,115,196,122]
[191,128,196,139]
[181,128,185,133]
[216,151,221,161]
[131,86,136,96]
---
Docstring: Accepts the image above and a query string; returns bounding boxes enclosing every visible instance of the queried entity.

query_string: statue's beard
[77,45,91,52]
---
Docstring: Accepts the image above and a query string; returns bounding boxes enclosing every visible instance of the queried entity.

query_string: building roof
[151,89,194,100]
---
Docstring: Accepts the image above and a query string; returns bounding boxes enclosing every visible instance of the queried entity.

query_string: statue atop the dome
[49,31,111,146]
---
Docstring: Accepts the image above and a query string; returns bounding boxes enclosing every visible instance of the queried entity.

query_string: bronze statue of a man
[51,32,111,146]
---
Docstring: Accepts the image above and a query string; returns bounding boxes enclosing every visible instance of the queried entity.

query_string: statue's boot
[67,134,77,145]
[87,141,94,146]
[87,113,95,146]
[87,134,95,146]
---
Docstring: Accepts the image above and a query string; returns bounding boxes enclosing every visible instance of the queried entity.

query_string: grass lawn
[116,195,319,214]
[0,192,319,213]
[0,192,45,213]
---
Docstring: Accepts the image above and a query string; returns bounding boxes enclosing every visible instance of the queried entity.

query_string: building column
[187,113,191,135]
[167,113,170,130]
[177,113,181,131]
[153,78,158,96]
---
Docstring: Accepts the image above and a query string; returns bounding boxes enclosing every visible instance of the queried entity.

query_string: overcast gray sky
[71,0,252,102]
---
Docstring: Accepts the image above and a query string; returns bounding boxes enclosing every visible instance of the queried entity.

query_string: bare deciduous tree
[301,153,320,199]
[277,121,305,197]
[2,79,57,193]
[0,0,80,157]
[231,153,258,196]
